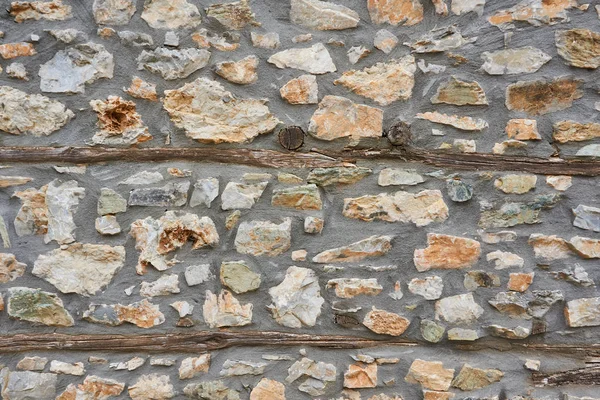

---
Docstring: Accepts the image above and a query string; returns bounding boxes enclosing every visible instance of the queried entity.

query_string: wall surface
[1,0,600,399]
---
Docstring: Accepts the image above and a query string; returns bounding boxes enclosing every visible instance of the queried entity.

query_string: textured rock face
[363,308,410,336]
[0,253,26,283]
[553,121,600,143]
[368,0,424,26]
[205,0,259,30]
[90,95,152,145]
[573,204,600,232]
[128,374,174,400]
[1,370,57,400]
[327,278,383,298]
[137,47,210,80]
[84,299,165,328]
[203,290,253,328]
[280,74,318,104]
[0,86,74,136]
[334,56,416,106]
[452,364,503,391]
[489,0,579,28]
[435,293,484,324]
[313,235,392,263]
[184,381,240,399]
[431,77,487,106]
[481,47,551,75]
[221,261,261,294]
[7,287,74,327]
[57,375,124,399]
[221,181,267,210]
[307,167,372,186]
[290,0,360,30]
[235,218,291,256]
[10,0,72,22]
[163,78,280,143]
[494,174,537,194]
[141,0,201,29]
[268,43,336,74]
[93,0,135,25]
[565,297,600,327]
[405,359,454,391]
[505,78,582,115]
[414,234,481,272]
[405,25,473,53]
[416,111,488,131]
[272,184,322,210]
[556,29,600,69]
[215,55,259,85]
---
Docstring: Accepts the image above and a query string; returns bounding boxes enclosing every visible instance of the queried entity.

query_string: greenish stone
[220,261,261,294]
[420,319,445,343]
[479,194,560,228]
[271,184,322,210]
[184,380,241,400]
[7,287,74,327]
[451,364,503,391]
[97,187,127,215]
[446,178,473,202]
[306,167,371,186]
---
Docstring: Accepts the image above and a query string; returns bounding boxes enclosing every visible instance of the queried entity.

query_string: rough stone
[90,95,151,146]
[431,77,487,106]
[344,363,377,388]
[405,359,455,391]
[16,356,47,371]
[494,174,537,194]
[251,32,280,49]
[280,74,318,105]
[6,63,28,80]
[451,364,503,391]
[368,0,423,26]
[128,374,174,400]
[268,43,336,74]
[0,253,26,283]
[271,184,322,210]
[203,290,253,328]
[185,264,213,286]
[489,0,580,28]
[7,287,74,327]
[565,297,600,327]
[49,360,84,376]
[140,274,180,297]
[190,178,219,208]
[220,260,261,294]
[225,210,241,231]
[221,181,267,210]
[378,168,424,186]
[363,307,410,336]
[487,250,524,269]
[478,230,517,244]
[435,293,484,324]
[291,0,359,30]
[192,28,240,51]
[347,46,371,64]
[446,178,473,202]
[506,119,541,140]
[546,175,572,191]
[481,47,551,75]
[556,28,600,69]
[405,25,474,53]
[327,278,383,298]
[553,120,600,143]
[464,270,500,290]
[137,47,210,80]
[451,0,485,15]
[0,43,36,60]
[235,218,291,256]
[10,0,73,22]
[129,181,189,207]
[374,29,398,53]
[420,319,445,343]
[98,188,127,215]
[47,28,86,43]
[307,167,372,186]
[93,0,135,25]
[205,0,259,30]
[576,144,600,157]
[508,272,534,292]
[124,76,158,101]
[215,55,259,85]
[184,381,240,399]
[304,216,324,234]
[179,354,210,380]
[505,78,582,116]
[448,327,480,341]
[414,233,480,272]
[408,276,444,300]
[488,324,531,339]
[119,170,163,185]
[141,0,201,29]
[416,111,488,131]
[479,194,560,228]
[0,370,57,400]
[118,30,154,47]
[313,235,392,263]
[529,233,572,260]
[83,299,165,328]
[573,204,600,232]
[163,78,280,143]
[57,375,124,399]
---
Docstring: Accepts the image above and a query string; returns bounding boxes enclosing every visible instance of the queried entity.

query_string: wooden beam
[533,365,600,387]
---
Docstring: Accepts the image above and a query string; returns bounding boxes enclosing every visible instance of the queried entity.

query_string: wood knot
[278,126,305,151]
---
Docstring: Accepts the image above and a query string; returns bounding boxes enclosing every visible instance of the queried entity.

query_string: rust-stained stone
[506,119,541,140]
[84,299,165,328]
[565,297,600,327]
[414,233,481,272]
[405,359,454,391]
[280,74,318,105]
[251,32,280,49]
[488,0,580,28]
[435,293,484,324]
[308,95,383,141]
[553,120,600,143]
[141,0,201,30]
[250,378,285,400]
[528,234,572,261]
[343,190,448,226]
[313,235,393,263]
[416,111,488,131]
[451,364,503,391]
[505,78,582,116]
[363,307,410,336]
[0,42,36,60]
[90,96,152,146]
[431,77,487,106]
[556,28,600,69]
[271,184,322,210]
[57,375,124,399]
[344,363,377,388]
[215,55,259,85]
[129,374,174,400]
[203,289,253,328]
[10,0,72,22]
[0,253,26,283]
[163,78,280,144]
[235,218,291,257]
[290,0,360,30]
[124,76,158,101]
[368,0,424,26]
[179,354,210,380]
[327,278,383,298]
[569,236,600,258]
[205,0,260,30]
[334,56,416,106]
[424,390,455,400]
[508,272,534,292]
[494,174,537,194]
[464,270,500,290]
[192,29,240,51]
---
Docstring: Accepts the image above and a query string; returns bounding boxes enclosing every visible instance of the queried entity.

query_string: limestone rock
[190,178,219,208]
[488,0,580,28]
[569,236,600,258]
[528,234,571,260]
[494,174,537,194]
[221,181,267,210]
[286,358,336,392]
[334,57,415,106]
[0,86,74,136]
[0,253,26,283]
[408,276,444,300]
[479,194,560,228]
[313,235,392,263]
[327,278,383,298]
[251,32,280,49]
[556,29,600,69]
[10,0,72,22]
[0,370,57,400]
[505,119,541,140]
[137,47,210,80]
[57,375,124,399]
[414,233,481,272]
[280,74,318,104]
[378,168,424,186]
[573,204,600,232]
[185,264,214,286]
[368,0,423,26]
[576,144,600,157]
[5,63,28,80]
[553,264,592,289]
[488,324,530,339]
[39,43,114,94]
[546,175,572,191]
[47,28,87,43]
[90,95,152,145]
[272,184,322,210]
[128,374,174,400]
[16,357,47,371]
[417,111,488,131]
[344,363,377,388]
[205,0,259,30]
[124,76,158,101]
[553,120,600,143]
[489,290,563,319]
[93,0,135,25]
[140,274,180,297]
[7,287,74,327]
[130,211,219,274]
[163,78,280,143]
[565,297,600,327]
[129,181,190,207]
[363,307,410,336]
[405,359,454,391]
[250,378,285,400]
[451,0,485,15]
[347,46,371,64]
[448,327,479,341]
[96,216,120,236]
[268,43,336,74]
[215,55,259,85]
[141,0,201,29]
[192,28,240,51]
[220,261,261,294]
[225,210,241,231]
[508,272,534,292]
[374,29,398,53]
[0,43,36,60]
[431,77,487,106]
[481,47,551,74]
[120,170,163,185]
[98,188,127,215]
[291,0,359,30]
[505,78,582,116]
[269,266,324,328]
[203,290,253,328]
[120,32,153,48]
[33,243,125,296]
[305,216,324,234]
[478,229,517,244]
[235,218,291,257]
[179,354,210,379]
[421,319,445,343]
[464,270,500,290]
[487,250,524,269]
[84,299,165,328]
[451,364,503,391]
[405,25,474,53]
[307,166,371,186]
[49,361,84,376]
[435,293,484,324]
[184,381,240,400]
[446,178,473,202]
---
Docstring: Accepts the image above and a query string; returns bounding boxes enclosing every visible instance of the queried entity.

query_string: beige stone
[506,78,582,116]
[565,297,600,327]
[10,0,73,22]
[435,293,484,324]
[57,376,124,400]
[128,374,174,400]
[90,95,152,146]
[327,278,383,298]
[508,272,534,292]
[215,55,259,85]
[313,235,392,263]
[0,42,36,59]
[414,233,481,272]
[0,253,26,283]
[431,76,487,106]
[569,236,600,258]
[451,364,503,391]
[124,76,157,101]
[492,139,527,155]
[368,0,424,26]
[489,0,580,28]
[280,75,318,105]
[203,290,253,328]
[141,0,201,29]
[290,0,360,30]
[179,354,210,379]
[250,378,285,400]
[486,250,524,269]
[506,119,541,140]
[405,359,454,391]
[205,0,259,30]
[374,29,399,53]
[546,175,572,191]
[424,390,455,400]
[235,218,291,257]
[556,28,600,69]
[344,363,377,388]
[481,47,551,75]
[494,174,537,194]
[251,32,280,49]
[363,307,410,336]
[268,43,336,74]
[528,234,572,261]
[553,120,600,143]
[417,111,488,131]
[272,184,322,210]
[84,299,165,328]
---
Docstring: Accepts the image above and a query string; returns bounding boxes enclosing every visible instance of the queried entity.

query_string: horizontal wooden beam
[533,365,600,387]
[1,146,600,175]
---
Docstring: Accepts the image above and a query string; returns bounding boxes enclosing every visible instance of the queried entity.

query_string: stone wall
[1,0,600,399]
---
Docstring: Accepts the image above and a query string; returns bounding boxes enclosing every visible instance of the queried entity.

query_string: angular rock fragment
[47,28,87,43]
[33,243,125,296]
[179,354,210,379]
[124,77,157,102]
[451,0,485,15]
[90,96,152,145]
[435,293,483,324]
[137,47,210,80]
[505,78,582,116]
[280,74,318,105]
[84,299,164,328]
[286,357,337,390]
[163,78,280,143]
[192,28,240,51]
[408,276,443,300]
[446,178,473,202]
[420,319,445,343]
[506,119,541,140]
[225,211,241,231]
[569,236,600,259]
[368,0,423,26]
[452,364,503,391]
[508,272,534,292]
[98,188,127,216]
[271,184,322,210]
[129,374,174,400]
[10,0,72,22]
[347,46,371,64]
[378,168,423,186]
[57,375,124,399]
[269,266,324,328]
[327,278,383,298]
[93,0,136,25]
[129,181,189,207]
[251,32,280,49]
[291,0,360,30]
[492,139,527,154]
[481,47,551,75]
[0,42,36,60]
[39,43,114,94]
[488,324,530,339]
[235,218,291,256]
[448,327,479,341]
[553,120,600,143]
[344,363,377,388]
[489,0,580,28]
[565,297,600,327]
[221,181,267,210]
[417,111,488,131]
[307,166,371,186]
[363,307,410,336]
[464,270,500,290]
[556,29,600,69]
[494,174,537,194]
[313,235,392,263]
[489,290,563,319]
[190,178,219,208]
[184,381,240,400]
[49,361,84,376]
[185,265,213,286]
[576,144,600,157]
[487,250,524,269]
[268,43,336,74]
[405,359,454,391]
[140,274,180,297]
[205,0,259,30]
[16,356,47,371]
[414,233,480,272]
[304,216,324,234]
[118,31,154,47]
[141,0,201,29]
[7,287,74,327]
[405,25,474,53]
[221,261,261,294]
[250,378,285,400]
[203,290,253,328]
[215,55,259,85]
[6,63,28,80]
[0,86,74,136]
[120,170,163,185]
[431,77,487,106]
[478,229,517,244]
[546,175,572,191]
[0,253,26,283]
[573,204,600,232]
[130,211,219,274]
[479,194,560,228]
[1,370,57,400]
[374,29,398,53]
[528,234,571,260]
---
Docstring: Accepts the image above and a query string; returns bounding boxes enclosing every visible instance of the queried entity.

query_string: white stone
[190,178,219,208]
[221,181,268,210]
[435,293,484,324]
[185,264,214,286]
[49,361,85,376]
[408,276,444,300]
[137,47,210,80]
[140,274,180,297]
[268,43,336,74]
